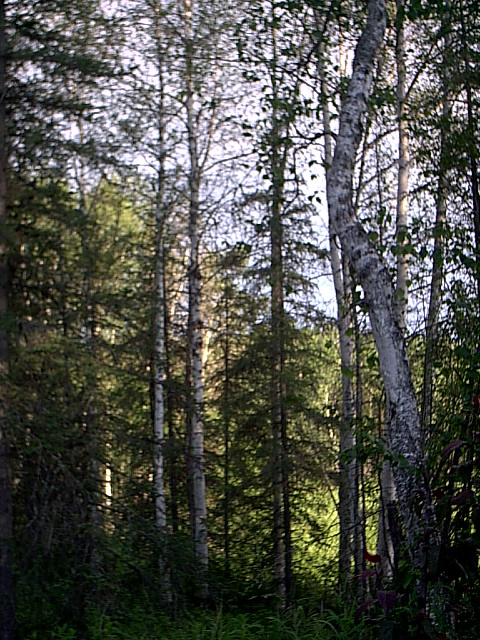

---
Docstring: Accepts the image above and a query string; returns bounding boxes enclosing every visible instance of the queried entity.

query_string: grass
[69,602,367,640]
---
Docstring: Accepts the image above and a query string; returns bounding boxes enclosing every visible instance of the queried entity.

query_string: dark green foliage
[7,0,123,178]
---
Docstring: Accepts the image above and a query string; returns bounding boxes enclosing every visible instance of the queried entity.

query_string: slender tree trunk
[394,0,410,330]
[84,270,101,569]
[270,124,289,608]
[377,458,396,580]
[152,0,171,601]
[335,254,356,589]
[280,376,292,608]
[422,7,451,434]
[0,3,15,636]
[421,181,447,430]
[69,94,108,565]
[188,197,208,581]
[270,192,289,607]
[316,29,356,590]
[459,0,480,317]
[0,9,15,633]
[154,220,171,598]
[185,305,195,541]
[183,0,208,585]
[321,0,433,575]
[376,0,410,582]
[269,4,293,608]
[76,171,102,569]
[353,305,365,598]
[165,292,179,537]
[270,217,292,608]
[0,418,14,640]
[223,282,231,578]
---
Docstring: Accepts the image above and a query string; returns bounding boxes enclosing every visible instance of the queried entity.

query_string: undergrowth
[26,602,366,640]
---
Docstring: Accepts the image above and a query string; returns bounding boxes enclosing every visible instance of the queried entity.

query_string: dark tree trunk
[268,2,293,608]
[0,1,16,636]
[459,0,480,316]
[222,283,231,578]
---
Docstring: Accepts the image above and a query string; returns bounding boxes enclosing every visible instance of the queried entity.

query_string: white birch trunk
[377,459,396,580]
[154,214,170,552]
[394,0,410,330]
[376,0,409,581]
[422,15,451,431]
[333,246,356,586]
[189,232,208,573]
[184,0,208,579]
[317,28,356,587]
[151,0,172,600]
[323,0,427,568]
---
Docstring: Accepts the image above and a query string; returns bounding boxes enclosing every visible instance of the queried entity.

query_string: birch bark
[394,0,410,331]
[376,0,409,582]
[322,0,427,568]
[317,39,355,586]
[332,250,356,587]
[152,0,171,600]
[316,17,356,589]
[183,0,208,582]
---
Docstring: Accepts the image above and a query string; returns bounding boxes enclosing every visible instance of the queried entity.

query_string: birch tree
[458,0,480,317]
[376,0,410,583]
[184,8,208,590]
[394,0,410,331]
[179,0,243,588]
[315,14,356,588]
[318,0,433,581]
[133,0,173,599]
[421,1,452,433]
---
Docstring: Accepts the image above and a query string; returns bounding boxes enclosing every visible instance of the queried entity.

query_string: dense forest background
[1,0,480,638]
